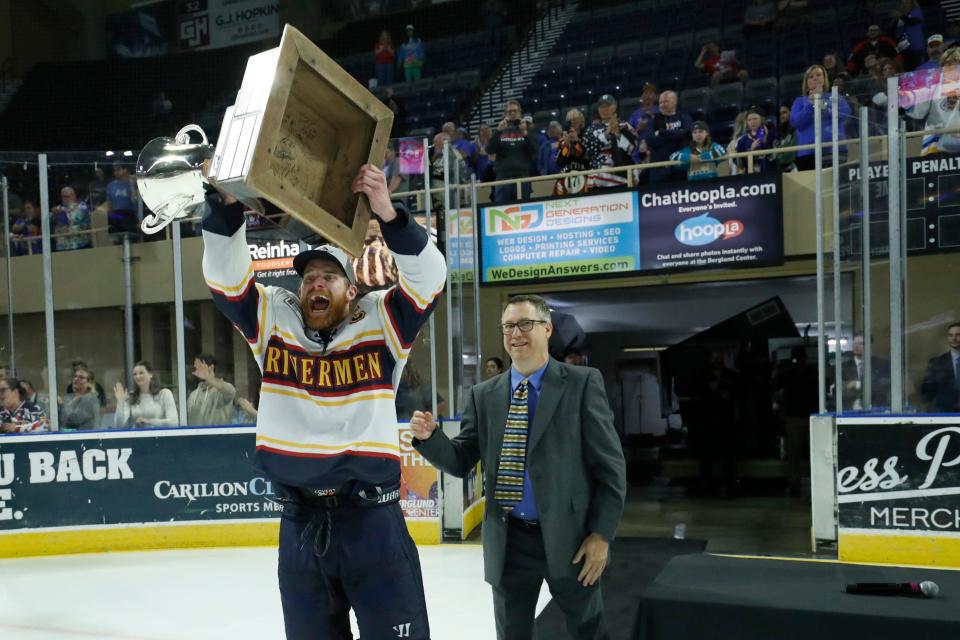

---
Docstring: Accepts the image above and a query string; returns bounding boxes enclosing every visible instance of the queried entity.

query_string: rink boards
[0,425,474,557]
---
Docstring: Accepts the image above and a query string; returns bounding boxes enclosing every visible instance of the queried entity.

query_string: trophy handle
[175,124,209,146]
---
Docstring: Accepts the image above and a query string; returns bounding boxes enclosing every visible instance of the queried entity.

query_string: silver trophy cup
[136,124,214,234]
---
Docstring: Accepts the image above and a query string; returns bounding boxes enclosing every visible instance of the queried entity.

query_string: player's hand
[202,159,238,204]
[410,410,437,441]
[352,164,397,222]
[572,532,609,587]
[497,118,509,131]
[113,382,128,404]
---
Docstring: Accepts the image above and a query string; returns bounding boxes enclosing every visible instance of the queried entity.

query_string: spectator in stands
[890,0,925,71]
[743,0,777,36]
[236,396,258,424]
[87,166,108,210]
[776,103,798,172]
[584,94,637,190]
[105,163,139,242]
[52,187,92,251]
[443,122,477,172]
[670,121,727,181]
[0,377,46,433]
[695,43,749,87]
[847,24,900,76]
[381,86,407,138]
[868,58,903,111]
[734,107,776,173]
[114,361,179,428]
[903,46,960,155]
[383,142,408,196]
[66,359,107,407]
[429,132,469,189]
[398,24,425,83]
[487,99,538,203]
[790,64,851,170]
[554,108,589,196]
[822,52,842,83]
[373,30,396,88]
[537,120,562,177]
[484,356,505,379]
[187,353,236,426]
[10,199,41,256]
[473,122,495,182]
[59,366,100,430]
[916,34,944,71]
[21,379,49,416]
[648,90,693,183]
[628,82,660,140]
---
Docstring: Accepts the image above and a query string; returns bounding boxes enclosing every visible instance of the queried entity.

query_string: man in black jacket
[647,90,692,184]
[487,99,539,204]
[921,323,960,412]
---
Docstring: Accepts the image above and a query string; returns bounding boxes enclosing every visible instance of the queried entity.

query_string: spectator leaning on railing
[554,108,589,196]
[648,90,692,183]
[584,94,638,190]
[59,366,101,430]
[790,64,850,171]
[670,121,727,181]
[0,377,46,433]
[52,186,92,251]
[487,99,539,203]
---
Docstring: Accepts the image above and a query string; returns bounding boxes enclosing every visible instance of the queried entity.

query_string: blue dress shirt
[509,360,549,521]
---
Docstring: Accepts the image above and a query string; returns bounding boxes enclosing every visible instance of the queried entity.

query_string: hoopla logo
[674,213,744,246]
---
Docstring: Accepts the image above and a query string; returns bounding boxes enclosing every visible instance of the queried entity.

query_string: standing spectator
[473,122,495,182]
[105,163,139,242]
[694,43,749,87]
[382,86,407,138]
[484,356,505,378]
[60,366,101,430]
[383,143,408,196]
[847,24,900,76]
[51,187,92,251]
[743,0,776,36]
[186,353,236,426]
[920,322,960,412]
[487,99,539,203]
[868,58,903,111]
[790,64,851,170]
[890,0,925,72]
[113,360,180,428]
[916,34,944,71]
[10,199,42,256]
[429,131,469,197]
[776,103,798,172]
[734,107,776,173]
[628,82,660,165]
[554,108,589,196]
[443,122,477,172]
[904,47,960,155]
[583,94,637,190]
[21,379,49,416]
[648,90,693,183]
[822,52,842,83]
[87,166,108,211]
[537,120,562,177]
[670,121,727,180]
[373,30,395,88]
[0,377,46,433]
[398,24,425,83]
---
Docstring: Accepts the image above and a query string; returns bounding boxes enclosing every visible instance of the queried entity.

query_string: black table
[633,553,960,640]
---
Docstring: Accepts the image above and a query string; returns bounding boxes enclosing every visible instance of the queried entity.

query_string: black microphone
[845,581,939,598]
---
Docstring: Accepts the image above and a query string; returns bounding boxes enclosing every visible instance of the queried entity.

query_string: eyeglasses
[73,374,89,380]
[499,319,547,334]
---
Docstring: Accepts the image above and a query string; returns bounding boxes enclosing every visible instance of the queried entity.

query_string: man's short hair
[504,294,551,322]
[195,353,217,367]
[948,322,960,332]
[504,99,521,111]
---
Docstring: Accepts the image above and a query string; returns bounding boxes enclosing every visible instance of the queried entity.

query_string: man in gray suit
[411,294,626,640]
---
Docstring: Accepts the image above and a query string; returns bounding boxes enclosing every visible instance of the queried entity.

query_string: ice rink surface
[0,544,551,639]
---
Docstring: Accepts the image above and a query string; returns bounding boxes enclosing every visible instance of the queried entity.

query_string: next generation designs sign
[478,174,783,284]
[480,191,640,283]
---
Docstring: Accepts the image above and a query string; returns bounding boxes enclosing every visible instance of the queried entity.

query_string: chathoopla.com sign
[479,191,640,284]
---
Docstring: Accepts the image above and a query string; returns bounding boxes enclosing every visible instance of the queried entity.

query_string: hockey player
[201,163,446,639]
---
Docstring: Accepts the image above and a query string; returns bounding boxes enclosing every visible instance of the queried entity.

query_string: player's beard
[301,290,352,332]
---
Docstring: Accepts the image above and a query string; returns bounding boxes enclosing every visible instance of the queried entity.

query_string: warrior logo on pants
[393,622,411,637]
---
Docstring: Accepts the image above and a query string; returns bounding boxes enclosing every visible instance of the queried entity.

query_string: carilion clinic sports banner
[637,172,783,271]
[480,191,641,283]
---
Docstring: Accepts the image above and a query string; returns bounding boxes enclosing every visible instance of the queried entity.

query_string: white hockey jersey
[201,200,446,489]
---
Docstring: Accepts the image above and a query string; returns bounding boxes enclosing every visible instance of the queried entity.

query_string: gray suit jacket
[414,360,626,585]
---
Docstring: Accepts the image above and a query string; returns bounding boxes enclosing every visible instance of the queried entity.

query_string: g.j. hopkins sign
[837,417,960,533]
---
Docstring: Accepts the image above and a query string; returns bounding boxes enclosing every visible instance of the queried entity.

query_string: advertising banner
[246,219,302,292]
[636,173,783,271]
[479,190,640,283]
[177,0,280,51]
[478,174,783,285]
[836,416,960,566]
[0,426,440,534]
[447,208,475,283]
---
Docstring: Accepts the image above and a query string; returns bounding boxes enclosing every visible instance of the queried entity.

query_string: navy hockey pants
[278,500,430,639]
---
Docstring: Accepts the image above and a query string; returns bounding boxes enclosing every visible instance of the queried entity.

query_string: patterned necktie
[494,380,529,509]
